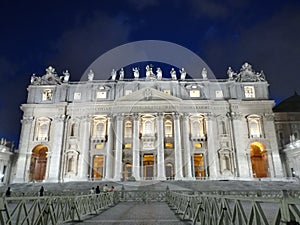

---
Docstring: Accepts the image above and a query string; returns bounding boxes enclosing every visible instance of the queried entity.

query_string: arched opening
[194,154,204,178]
[93,155,104,180]
[165,163,174,180]
[29,145,48,181]
[250,142,269,178]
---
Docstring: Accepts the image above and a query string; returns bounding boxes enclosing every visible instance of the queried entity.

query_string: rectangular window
[125,90,132,95]
[42,89,53,101]
[244,86,255,98]
[96,91,107,99]
[74,92,81,100]
[164,90,171,95]
[190,90,200,97]
[215,90,223,98]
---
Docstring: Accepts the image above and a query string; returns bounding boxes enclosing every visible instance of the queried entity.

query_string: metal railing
[0,192,119,225]
[118,189,168,202]
[166,190,300,225]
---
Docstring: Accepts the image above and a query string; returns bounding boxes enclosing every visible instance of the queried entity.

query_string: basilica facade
[13,62,284,183]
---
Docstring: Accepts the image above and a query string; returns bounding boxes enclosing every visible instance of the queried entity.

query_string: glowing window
[165,143,173,148]
[215,90,223,98]
[95,144,103,149]
[96,91,107,99]
[125,90,132,95]
[124,143,132,149]
[42,89,53,101]
[164,90,171,95]
[194,143,202,148]
[74,92,81,100]
[190,90,200,97]
[244,86,255,98]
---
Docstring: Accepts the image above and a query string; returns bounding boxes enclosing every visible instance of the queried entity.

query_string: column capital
[157,112,164,119]
[204,112,216,120]
[183,113,190,118]
[173,112,181,120]
[21,116,34,124]
[132,113,140,121]
[264,113,274,121]
[115,113,124,121]
[53,115,66,122]
[229,112,243,120]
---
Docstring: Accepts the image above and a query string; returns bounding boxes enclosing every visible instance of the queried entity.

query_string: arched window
[247,115,263,138]
[124,121,132,138]
[92,117,107,139]
[35,117,51,141]
[190,115,206,138]
[164,120,173,137]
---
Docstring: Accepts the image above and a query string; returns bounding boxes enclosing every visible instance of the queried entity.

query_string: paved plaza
[66,202,190,225]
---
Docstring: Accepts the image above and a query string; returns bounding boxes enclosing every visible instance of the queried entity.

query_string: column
[231,112,248,178]
[47,115,65,182]
[13,116,34,183]
[206,113,219,178]
[78,116,90,181]
[132,113,140,179]
[183,113,193,179]
[105,116,114,179]
[114,114,123,180]
[174,113,183,179]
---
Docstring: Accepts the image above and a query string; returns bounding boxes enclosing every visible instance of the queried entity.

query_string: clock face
[244,86,255,98]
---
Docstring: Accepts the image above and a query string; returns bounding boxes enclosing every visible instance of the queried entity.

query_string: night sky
[1,0,300,146]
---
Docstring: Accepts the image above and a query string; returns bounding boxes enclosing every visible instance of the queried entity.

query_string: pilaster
[157,113,166,180]
[132,113,141,179]
[13,116,34,183]
[105,116,114,179]
[264,113,284,177]
[78,116,91,181]
[114,114,123,180]
[230,112,249,178]
[46,115,65,182]
[183,113,192,178]
[174,113,183,179]
[205,113,219,178]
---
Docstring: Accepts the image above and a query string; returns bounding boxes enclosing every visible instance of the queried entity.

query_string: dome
[273,92,300,112]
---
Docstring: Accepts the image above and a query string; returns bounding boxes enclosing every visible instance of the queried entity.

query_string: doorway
[250,142,269,178]
[93,155,104,179]
[143,154,154,179]
[29,145,48,181]
[194,154,205,178]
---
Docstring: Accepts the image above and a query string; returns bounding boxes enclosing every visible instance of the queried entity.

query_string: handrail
[166,190,300,225]
[0,192,119,225]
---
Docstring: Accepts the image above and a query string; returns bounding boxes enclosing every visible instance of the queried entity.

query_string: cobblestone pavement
[66,202,191,225]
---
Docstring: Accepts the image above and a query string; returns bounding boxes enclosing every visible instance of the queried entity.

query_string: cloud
[48,12,131,81]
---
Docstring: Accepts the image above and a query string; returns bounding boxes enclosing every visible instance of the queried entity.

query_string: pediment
[116,88,182,102]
